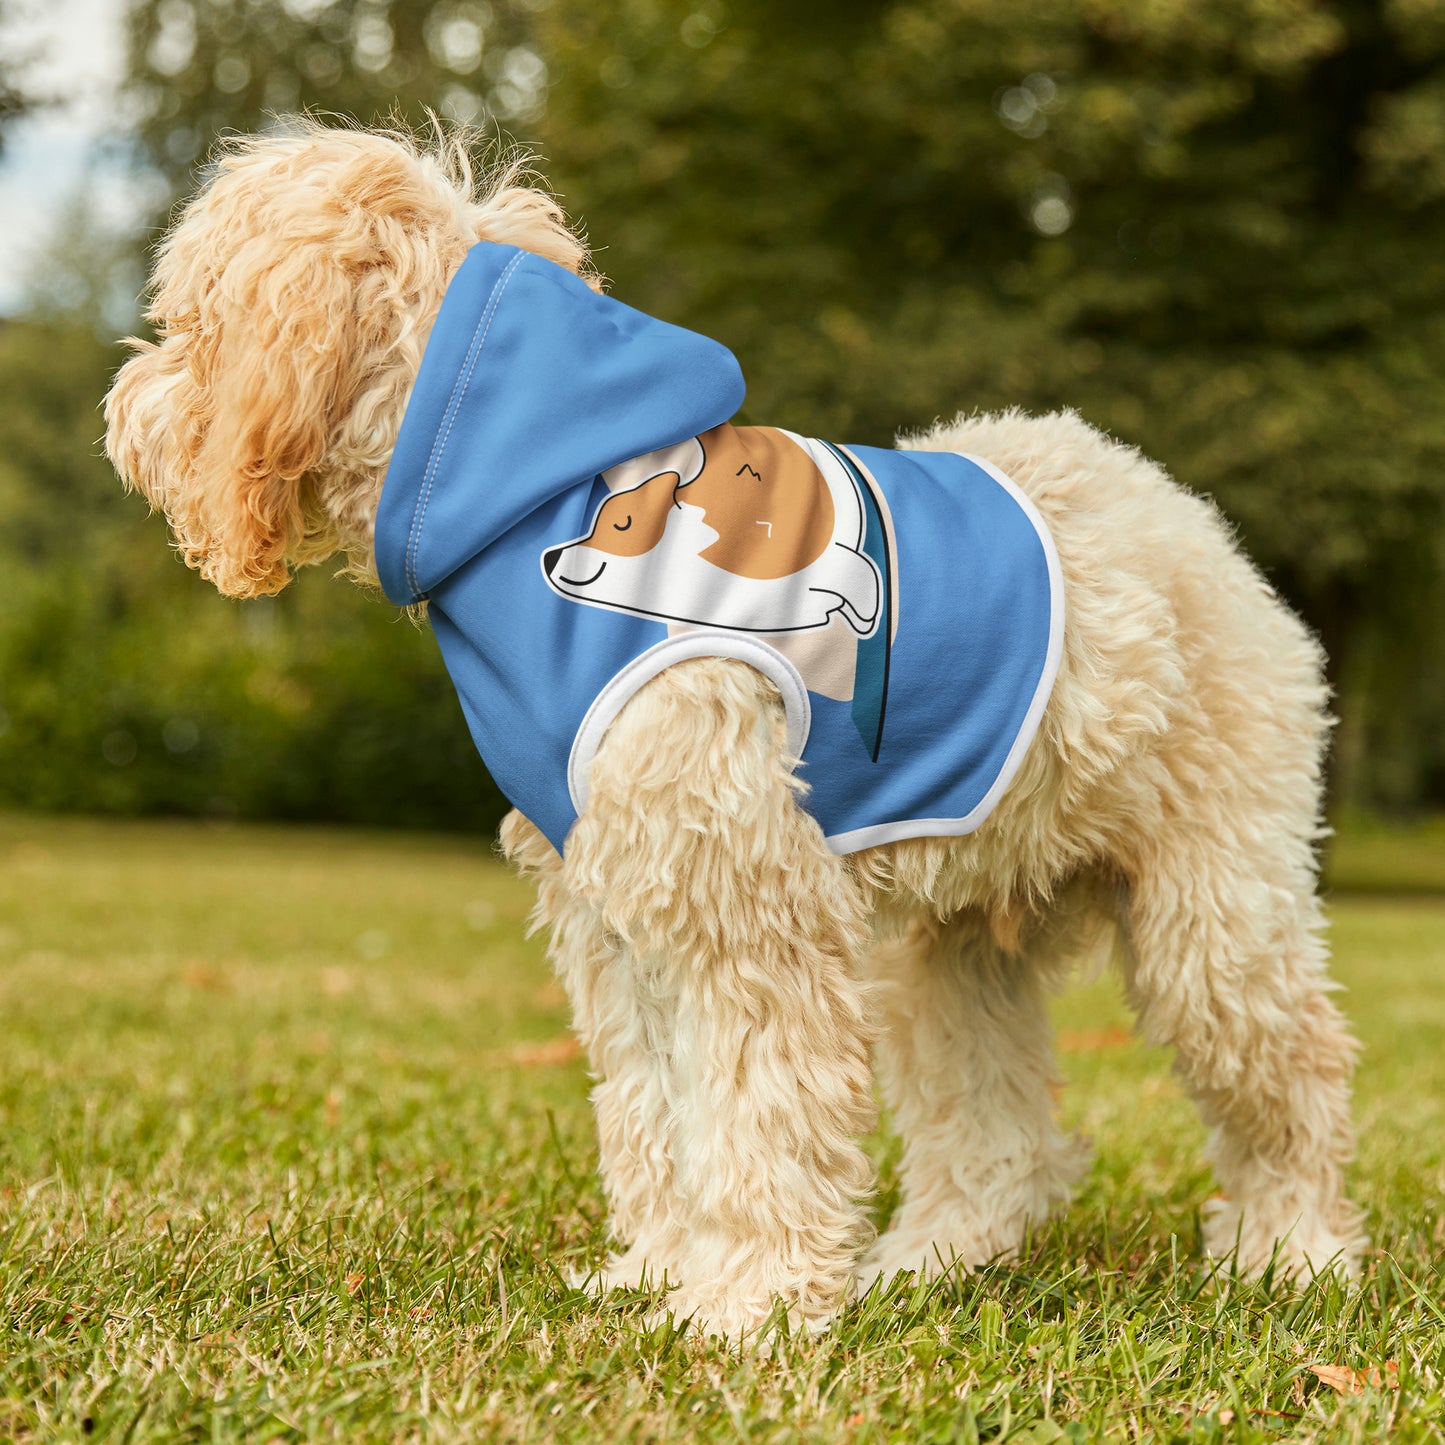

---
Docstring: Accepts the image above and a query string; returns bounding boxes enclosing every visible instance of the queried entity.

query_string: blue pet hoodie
[374,243,1063,854]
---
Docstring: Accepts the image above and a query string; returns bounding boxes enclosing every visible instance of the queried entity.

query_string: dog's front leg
[501,808,688,1291]
[565,658,878,1344]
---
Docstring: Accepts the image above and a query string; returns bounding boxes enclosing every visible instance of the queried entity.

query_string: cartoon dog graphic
[541,425,883,638]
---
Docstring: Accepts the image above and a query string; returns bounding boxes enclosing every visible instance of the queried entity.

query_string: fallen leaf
[503,1037,583,1067]
[1310,1362,1399,1395]
[1056,1027,1134,1052]
[345,1273,365,1296]
[179,961,229,992]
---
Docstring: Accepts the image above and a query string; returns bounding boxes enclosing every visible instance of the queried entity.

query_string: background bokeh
[3,0,1445,832]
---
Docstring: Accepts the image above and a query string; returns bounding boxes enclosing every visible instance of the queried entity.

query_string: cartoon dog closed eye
[541,424,883,637]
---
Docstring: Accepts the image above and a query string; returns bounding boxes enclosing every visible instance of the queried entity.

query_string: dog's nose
[543,547,561,578]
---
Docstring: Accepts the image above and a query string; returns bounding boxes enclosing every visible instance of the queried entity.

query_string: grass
[0,812,1442,1443]
[1324,812,1445,896]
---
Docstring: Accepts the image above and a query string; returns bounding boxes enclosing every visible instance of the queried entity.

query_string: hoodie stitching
[404,321,480,600]
[406,250,526,599]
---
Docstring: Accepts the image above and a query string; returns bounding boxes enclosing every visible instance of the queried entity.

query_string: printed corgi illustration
[541,425,883,637]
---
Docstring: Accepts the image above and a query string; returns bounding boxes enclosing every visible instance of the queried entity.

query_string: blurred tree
[531,0,1445,807]
[31,0,1439,821]
[0,313,509,830]
[124,0,545,190]
[0,316,129,570]
[0,0,35,153]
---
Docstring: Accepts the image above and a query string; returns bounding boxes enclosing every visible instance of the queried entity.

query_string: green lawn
[1,813,1442,1443]
[1325,813,1445,897]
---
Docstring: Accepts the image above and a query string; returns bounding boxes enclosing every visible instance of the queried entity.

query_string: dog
[104,122,1365,1343]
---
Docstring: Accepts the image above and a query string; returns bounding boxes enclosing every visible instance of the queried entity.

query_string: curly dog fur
[105,121,1365,1342]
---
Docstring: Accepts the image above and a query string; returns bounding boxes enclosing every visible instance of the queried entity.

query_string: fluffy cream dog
[105,122,1365,1342]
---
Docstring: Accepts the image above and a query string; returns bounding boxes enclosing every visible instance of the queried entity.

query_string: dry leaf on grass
[1056,1027,1134,1052]
[179,961,230,992]
[1310,1362,1399,1395]
[501,1037,584,1067]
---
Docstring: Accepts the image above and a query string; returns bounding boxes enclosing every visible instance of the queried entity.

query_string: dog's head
[105,121,590,598]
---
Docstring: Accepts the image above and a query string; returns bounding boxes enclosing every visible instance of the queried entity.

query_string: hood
[374,243,746,605]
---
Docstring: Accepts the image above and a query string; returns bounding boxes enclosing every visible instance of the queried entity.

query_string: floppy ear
[105,333,199,527]
[106,124,597,600]
[180,243,351,597]
[106,238,373,600]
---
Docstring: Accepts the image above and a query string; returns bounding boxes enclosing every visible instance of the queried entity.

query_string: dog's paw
[1201,1196,1366,1282]
[645,1289,836,1351]
[859,1137,1091,1296]
[570,1245,675,1296]
[858,1220,1021,1295]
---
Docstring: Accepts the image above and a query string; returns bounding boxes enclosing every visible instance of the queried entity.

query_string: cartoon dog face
[542,425,881,637]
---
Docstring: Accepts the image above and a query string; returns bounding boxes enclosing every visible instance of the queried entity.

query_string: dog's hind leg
[859,910,1089,1290]
[1121,831,1365,1279]
[1104,575,1363,1279]
[566,658,878,1343]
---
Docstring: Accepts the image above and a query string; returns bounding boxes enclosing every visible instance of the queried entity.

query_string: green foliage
[0,0,33,156]
[0,317,506,832]
[0,567,506,829]
[1,814,1443,1440]
[532,0,1445,806]
[4,0,1445,822]
[126,0,543,185]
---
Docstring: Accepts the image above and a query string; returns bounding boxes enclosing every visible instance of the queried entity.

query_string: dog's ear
[466,158,595,286]
[106,135,432,599]
[184,241,358,598]
[105,332,202,549]
[105,126,596,599]
[107,256,354,599]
